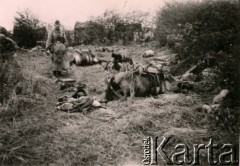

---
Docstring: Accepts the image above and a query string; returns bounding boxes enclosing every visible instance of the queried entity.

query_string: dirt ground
[1,43,213,166]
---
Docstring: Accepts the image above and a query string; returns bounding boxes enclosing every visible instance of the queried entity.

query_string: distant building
[74,21,89,44]
[74,21,143,45]
[74,21,104,45]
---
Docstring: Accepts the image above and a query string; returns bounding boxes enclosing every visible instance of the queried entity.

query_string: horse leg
[119,89,128,101]
[129,83,135,98]
[69,59,76,66]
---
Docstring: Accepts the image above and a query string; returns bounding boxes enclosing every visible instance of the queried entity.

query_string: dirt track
[8,43,211,165]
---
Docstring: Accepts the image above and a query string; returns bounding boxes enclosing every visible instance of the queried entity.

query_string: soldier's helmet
[54,20,61,30]
[0,26,8,36]
[55,20,61,26]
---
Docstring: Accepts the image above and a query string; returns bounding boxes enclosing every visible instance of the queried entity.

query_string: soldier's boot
[57,71,62,77]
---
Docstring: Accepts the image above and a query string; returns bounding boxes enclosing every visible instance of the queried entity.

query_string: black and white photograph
[0,0,239,165]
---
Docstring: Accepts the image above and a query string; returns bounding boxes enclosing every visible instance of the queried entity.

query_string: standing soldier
[46,20,68,77]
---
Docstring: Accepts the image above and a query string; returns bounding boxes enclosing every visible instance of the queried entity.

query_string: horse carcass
[70,49,100,66]
[104,70,168,101]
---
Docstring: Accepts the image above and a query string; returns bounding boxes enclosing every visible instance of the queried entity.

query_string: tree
[123,10,154,28]
[13,9,46,48]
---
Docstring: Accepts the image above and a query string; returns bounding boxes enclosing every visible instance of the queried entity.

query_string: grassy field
[0,43,215,166]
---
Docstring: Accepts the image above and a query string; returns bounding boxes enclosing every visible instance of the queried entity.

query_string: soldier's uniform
[0,33,18,62]
[0,27,19,104]
[46,21,68,77]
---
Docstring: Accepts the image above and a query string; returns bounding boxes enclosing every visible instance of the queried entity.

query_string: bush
[156,0,240,94]
[156,0,240,61]
[155,0,240,142]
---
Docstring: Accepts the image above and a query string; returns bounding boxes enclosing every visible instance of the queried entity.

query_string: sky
[0,0,194,30]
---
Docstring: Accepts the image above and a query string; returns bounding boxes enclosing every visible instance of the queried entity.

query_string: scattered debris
[112,49,130,59]
[200,89,229,114]
[202,104,213,113]
[172,81,194,93]
[95,46,114,52]
[58,78,76,83]
[95,47,104,52]
[80,48,91,52]
[179,80,193,88]
[59,82,75,91]
[105,47,114,52]
[181,72,197,81]
[201,103,221,113]
[92,100,101,107]
[57,79,103,113]
[142,50,154,58]
[213,89,229,104]
[202,68,217,78]
[67,47,74,51]
[57,96,99,112]
[28,46,44,52]
[72,83,87,98]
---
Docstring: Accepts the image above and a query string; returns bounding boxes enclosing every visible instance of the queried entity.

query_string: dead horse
[105,71,165,101]
[69,50,107,66]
